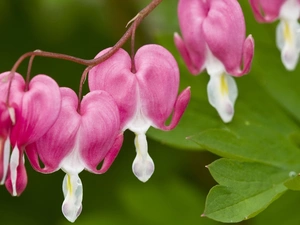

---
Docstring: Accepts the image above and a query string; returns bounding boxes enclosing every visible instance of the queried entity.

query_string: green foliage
[148,1,300,223]
[204,159,289,222]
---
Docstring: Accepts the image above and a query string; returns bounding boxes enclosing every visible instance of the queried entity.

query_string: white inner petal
[205,48,238,123]
[279,0,300,21]
[205,47,226,78]
[207,73,237,123]
[132,133,154,183]
[9,145,20,196]
[276,19,300,71]
[62,173,83,223]
[1,138,11,184]
[8,107,16,125]
[126,108,151,134]
[60,132,84,175]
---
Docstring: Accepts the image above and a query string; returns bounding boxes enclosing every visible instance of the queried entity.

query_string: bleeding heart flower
[26,88,122,222]
[249,0,300,70]
[0,72,61,196]
[89,44,191,183]
[174,0,254,122]
[0,72,22,185]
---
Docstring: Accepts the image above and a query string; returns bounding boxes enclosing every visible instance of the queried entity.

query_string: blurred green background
[0,1,300,225]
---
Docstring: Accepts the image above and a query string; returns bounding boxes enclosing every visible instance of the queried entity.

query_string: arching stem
[6,0,163,104]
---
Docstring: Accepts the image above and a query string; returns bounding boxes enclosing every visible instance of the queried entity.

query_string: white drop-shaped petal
[1,138,11,184]
[62,173,83,223]
[207,73,238,123]
[276,0,300,71]
[132,133,154,183]
[276,19,300,71]
[9,145,20,196]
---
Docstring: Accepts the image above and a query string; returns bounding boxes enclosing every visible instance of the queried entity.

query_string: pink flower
[26,88,122,222]
[0,72,61,196]
[249,0,300,70]
[0,72,21,186]
[89,44,191,182]
[174,0,254,122]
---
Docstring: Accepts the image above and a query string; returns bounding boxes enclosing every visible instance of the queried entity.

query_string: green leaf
[203,158,290,223]
[284,173,300,191]
[253,190,300,225]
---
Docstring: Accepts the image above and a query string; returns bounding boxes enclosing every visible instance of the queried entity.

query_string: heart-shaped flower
[26,88,122,222]
[89,44,191,182]
[174,0,254,122]
[0,72,61,196]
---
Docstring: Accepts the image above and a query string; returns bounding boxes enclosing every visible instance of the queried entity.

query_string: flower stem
[6,0,163,105]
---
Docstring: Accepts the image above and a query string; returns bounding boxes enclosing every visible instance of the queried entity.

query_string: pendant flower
[89,44,191,183]
[0,72,61,196]
[0,72,21,186]
[26,88,123,222]
[249,0,300,70]
[174,0,254,122]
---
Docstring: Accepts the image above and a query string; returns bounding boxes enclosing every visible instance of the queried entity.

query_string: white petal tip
[219,104,234,123]
[62,204,82,223]
[281,51,298,71]
[132,155,155,183]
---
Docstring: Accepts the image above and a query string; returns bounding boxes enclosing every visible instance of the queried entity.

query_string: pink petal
[203,0,250,76]
[5,146,27,196]
[10,75,61,147]
[228,35,255,77]
[134,45,178,124]
[26,88,81,173]
[0,103,12,141]
[88,48,137,129]
[79,90,121,173]
[176,0,208,74]
[0,72,24,120]
[88,133,123,174]
[157,87,191,130]
[249,0,285,22]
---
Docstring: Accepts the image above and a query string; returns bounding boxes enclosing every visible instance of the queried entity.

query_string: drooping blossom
[0,72,61,196]
[0,72,22,186]
[26,88,123,222]
[89,44,191,183]
[249,0,300,71]
[174,0,254,122]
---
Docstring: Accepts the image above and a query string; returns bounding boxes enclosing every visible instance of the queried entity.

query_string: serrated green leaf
[204,158,290,223]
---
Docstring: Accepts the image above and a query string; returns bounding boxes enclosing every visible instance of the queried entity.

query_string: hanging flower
[88,44,191,183]
[0,72,61,196]
[26,88,123,222]
[0,72,22,185]
[249,0,300,71]
[174,0,254,122]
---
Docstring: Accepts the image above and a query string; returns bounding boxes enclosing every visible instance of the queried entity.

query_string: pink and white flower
[0,72,61,196]
[249,0,300,70]
[174,0,254,122]
[26,88,122,222]
[89,44,191,183]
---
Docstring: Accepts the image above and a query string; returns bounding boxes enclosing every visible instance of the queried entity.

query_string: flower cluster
[3,0,300,223]
[0,44,190,222]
